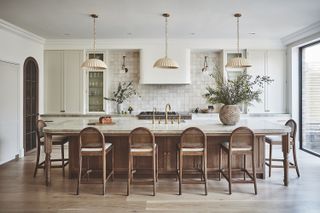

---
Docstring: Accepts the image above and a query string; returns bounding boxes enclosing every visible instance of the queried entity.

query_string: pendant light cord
[237,16,239,57]
[93,16,96,58]
[165,16,168,58]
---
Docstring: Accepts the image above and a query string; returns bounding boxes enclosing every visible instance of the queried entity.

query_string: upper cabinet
[44,50,83,113]
[140,45,191,84]
[247,49,286,113]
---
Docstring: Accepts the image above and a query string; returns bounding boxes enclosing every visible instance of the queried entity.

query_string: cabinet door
[44,50,63,113]
[266,50,286,113]
[63,50,83,113]
[247,50,266,113]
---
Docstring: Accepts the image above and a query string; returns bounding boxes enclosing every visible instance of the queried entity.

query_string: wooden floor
[0,147,320,213]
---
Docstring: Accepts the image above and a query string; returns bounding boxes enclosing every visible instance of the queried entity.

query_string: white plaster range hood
[139,44,191,84]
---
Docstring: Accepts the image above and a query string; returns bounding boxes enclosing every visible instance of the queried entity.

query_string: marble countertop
[43,116,291,136]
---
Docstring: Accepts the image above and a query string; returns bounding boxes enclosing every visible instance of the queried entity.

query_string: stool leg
[112,146,115,181]
[156,146,159,182]
[252,151,257,195]
[243,154,246,181]
[204,152,208,196]
[76,155,82,195]
[179,150,183,195]
[228,153,232,195]
[127,152,131,196]
[153,149,156,196]
[176,150,179,181]
[33,144,41,178]
[61,144,65,177]
[218,146,222,181]
[269,143,272,177]
[292,141,300,177]
[102,152,106,195]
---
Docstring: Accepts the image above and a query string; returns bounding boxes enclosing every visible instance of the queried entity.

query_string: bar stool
[219,127,257,195]
[76,127,114,195]
[33,120,69,177]
[127,127,158,196]
[177,127,208,195]
[265,119,300,177]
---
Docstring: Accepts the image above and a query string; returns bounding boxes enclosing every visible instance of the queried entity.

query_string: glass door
[88,71,104,112]
[300,41,320,156]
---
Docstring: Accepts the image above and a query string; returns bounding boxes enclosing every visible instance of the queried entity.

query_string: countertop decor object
[104,81,138,114]
[225,13,251,68]
[204,70,273,125]
[81,14,107,70]
[153,13,179,69]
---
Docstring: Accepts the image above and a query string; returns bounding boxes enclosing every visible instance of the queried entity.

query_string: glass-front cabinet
[86,51,106,112]
[88,71,104,112]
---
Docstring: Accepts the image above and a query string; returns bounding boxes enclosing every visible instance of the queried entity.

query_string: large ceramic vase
[219,105,240,125]
[116,103,123,114]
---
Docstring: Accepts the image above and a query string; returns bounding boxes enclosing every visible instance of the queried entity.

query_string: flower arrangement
[104,81,137,104]
[203,70,273,105]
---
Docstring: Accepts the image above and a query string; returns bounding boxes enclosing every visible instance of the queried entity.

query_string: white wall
[0,20,44,162]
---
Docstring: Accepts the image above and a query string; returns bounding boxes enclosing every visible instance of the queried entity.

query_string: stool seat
[40,135,68,144]
[131,144,157,153]
[81,143,112,152]
[265,135,293,144]
[221,142,252,151]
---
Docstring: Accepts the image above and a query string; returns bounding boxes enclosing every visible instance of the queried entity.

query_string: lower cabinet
[44,50,83,113]
[247,49,287,113]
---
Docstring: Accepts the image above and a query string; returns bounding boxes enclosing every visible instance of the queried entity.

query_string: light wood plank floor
[0,147,320,213]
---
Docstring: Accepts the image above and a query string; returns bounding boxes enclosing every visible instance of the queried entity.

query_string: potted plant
[104,81,138,114]
[203,70,273,125]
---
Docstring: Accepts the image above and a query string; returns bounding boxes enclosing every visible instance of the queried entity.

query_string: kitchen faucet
[165,104,171,124]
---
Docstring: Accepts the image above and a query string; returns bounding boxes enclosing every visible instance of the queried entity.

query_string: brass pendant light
[225,13,251,68]
[153,13,179,69]
[81,14,107,70]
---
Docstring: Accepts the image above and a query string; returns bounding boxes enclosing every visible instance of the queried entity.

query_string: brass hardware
[165,103,171,124]
[178,114,181,124]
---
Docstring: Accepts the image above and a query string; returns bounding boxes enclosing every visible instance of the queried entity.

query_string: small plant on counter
[128,106,133,114]
[104,81,138,104]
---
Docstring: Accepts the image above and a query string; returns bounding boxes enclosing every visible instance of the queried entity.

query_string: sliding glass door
[300,41,320,156]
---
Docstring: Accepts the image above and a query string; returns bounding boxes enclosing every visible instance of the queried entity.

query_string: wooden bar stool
[219,127,257,195]
[265,119,300,177]
[33,120,69,177]
[76,127,114,195]
[127,127,158,196]
[177,127,208,195]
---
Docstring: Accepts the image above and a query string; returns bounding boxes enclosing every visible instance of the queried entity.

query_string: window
[300,41,320,156]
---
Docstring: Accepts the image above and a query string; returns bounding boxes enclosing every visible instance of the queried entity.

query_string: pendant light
[153,13,179,69]
[225,13,251,68]
[81,14,107,70]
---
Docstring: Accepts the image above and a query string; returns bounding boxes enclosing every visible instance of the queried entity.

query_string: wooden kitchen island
[42,116,291,186]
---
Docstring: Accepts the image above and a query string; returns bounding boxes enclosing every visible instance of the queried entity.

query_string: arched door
[23,57,39,152]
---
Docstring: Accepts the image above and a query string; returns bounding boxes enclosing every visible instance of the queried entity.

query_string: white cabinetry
[140,45,191,84]
[247,49,286,113]
[44,50,83,113]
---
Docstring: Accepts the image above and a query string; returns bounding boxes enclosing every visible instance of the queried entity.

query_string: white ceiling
[0,0,320,39]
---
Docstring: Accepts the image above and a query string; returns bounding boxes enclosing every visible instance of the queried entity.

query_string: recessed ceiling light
[248,32,256,35]
[127,32,132,35]
[190,33,196,36]
[63,33,70,36]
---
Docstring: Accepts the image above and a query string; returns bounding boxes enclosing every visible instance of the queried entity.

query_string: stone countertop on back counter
[43,116,291,136]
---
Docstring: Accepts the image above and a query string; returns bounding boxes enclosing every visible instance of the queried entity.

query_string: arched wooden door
[23,57,39,152]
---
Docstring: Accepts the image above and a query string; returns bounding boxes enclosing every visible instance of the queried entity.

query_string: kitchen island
[42,116,291,186]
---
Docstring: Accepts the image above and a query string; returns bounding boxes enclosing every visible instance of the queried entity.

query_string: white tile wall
[106,50,220,113]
